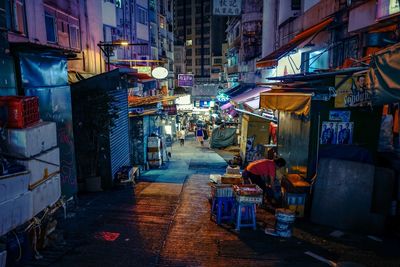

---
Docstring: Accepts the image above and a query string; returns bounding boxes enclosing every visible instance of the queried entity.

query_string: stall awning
[231,86,270,104]
[369,42,400,105]
[260,92,312,116]
[129,95,182,107]
[235,108,277,122]
[221,102,233,110]
[256,17,334,69]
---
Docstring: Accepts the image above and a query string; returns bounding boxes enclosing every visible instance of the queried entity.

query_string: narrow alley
[21,135,400,267]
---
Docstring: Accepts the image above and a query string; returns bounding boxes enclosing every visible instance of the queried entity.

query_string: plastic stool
[211,196,235,224]
[233,201,257,231]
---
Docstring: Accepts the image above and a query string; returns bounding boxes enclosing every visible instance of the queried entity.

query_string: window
[204,58,210,65]
[45,13,57,43]
[186,48,192,56]
[195,27,201,35]
[187,68,192,73]
[195,17,202,24]
[195,48,202,56]
[203,48,210,55]
[195,68,202,75]
[214,58,222,64]
[69,25,80,49]
[195,58,201,65]
[137,6,148,25]
[8,0,27,35]
[186,28,192,35]
[186,59,192,65]
[302,49,329,72]
[176,66,182,74]
[185,39,192,46]
[196,6,202,13]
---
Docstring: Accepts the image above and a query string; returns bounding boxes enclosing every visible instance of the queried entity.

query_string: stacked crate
[147,136,162,168]
[0,171,31,237]
[0,96,61,237]
[6,121,61,216]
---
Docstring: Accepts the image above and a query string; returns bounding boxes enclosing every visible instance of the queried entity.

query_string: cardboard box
[16,147,60,186]
[30,174,61,216]
[5,121,57,158]
[0,171,29,204]
[0,191,32,237]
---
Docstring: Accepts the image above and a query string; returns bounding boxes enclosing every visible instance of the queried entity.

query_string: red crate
[0,96,40,128]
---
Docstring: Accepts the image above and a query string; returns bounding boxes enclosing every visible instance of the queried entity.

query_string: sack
[203,130,208,140]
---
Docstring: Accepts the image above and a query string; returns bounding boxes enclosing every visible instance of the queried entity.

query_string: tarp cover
[369,42,400,105]
[260,93,312,116]
[210,126,237,149]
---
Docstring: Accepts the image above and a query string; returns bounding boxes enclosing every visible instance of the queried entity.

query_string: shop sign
[131,66,152,75]
[177,104,194,110]
[129,107,144,114]
[163,104,177,115]
[329,110,351,122]
[213,0,242,16]
[177,74,194,87]
[335,74,372,108]
[152,67,169,79]
[377,0,400,19]
[216,92,230,102]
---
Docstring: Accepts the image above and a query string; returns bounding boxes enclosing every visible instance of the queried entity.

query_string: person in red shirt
[243,157,286,204]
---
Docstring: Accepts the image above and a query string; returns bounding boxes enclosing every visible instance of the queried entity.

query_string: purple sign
[178,74,194,87]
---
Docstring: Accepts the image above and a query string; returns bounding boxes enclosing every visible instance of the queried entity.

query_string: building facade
[174,0,212,78]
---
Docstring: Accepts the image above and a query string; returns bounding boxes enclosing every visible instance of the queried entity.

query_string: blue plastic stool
[233,201,257,231]
[211,196,235,224]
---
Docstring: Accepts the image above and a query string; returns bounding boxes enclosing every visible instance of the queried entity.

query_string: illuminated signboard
[377,0,400,19]
[131,66,152,75]
[177,74,194,87]
[213,0,242,16]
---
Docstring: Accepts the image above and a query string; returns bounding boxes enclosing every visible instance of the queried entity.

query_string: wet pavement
[25,135,400,267]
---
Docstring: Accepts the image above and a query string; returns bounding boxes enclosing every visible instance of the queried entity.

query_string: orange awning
[256,17,334,69]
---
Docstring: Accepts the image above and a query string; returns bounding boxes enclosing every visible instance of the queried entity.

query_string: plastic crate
[0,96,40,128]
[235,194,263,204]
[211,184,233,198]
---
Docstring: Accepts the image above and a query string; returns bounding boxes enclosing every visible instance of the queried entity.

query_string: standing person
[196,126,205,146]
[242,157,286,205]
[178,128,186,146]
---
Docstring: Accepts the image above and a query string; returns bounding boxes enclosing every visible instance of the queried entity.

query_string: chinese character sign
[213,0,242,16]
[178,74,194,87]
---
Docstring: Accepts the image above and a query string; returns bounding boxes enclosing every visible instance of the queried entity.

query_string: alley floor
[25,136,400,267]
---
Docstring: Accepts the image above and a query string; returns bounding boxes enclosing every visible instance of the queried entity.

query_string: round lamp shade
[152,67,169,79]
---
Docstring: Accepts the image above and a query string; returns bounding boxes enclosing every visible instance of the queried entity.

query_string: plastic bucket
[275,208,295,238]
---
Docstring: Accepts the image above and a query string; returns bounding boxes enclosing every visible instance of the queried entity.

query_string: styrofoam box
[147,152,161,160]
[31,174,61,216]
[16,147,60,186]
[147,137,160,148]
[0,171,29,204]
[6,121,57,158]
[0,249,6,267]
[0,191,32,237]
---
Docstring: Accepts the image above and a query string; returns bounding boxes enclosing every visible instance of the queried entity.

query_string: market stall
[259,65,399,233]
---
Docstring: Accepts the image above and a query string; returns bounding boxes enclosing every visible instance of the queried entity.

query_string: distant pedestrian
[196,127,205,146]
[178,128,186,146]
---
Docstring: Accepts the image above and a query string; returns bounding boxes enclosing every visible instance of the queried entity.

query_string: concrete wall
[79,0,103,73]
[102,1,116,27]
